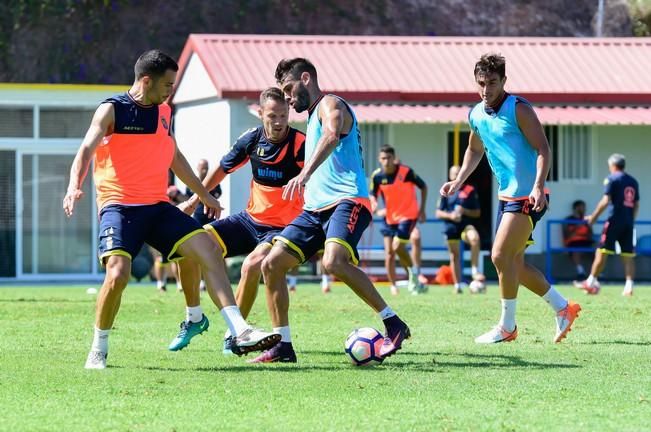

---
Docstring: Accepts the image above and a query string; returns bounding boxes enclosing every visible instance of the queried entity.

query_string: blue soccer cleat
[168,314,209,351]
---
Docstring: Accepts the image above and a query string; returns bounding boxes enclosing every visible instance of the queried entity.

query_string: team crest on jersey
[161,117,169,130]
[257,147,265,157]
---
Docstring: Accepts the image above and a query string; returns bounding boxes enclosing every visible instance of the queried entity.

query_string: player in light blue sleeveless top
[468,94,538,200]
[440,53,581,345]
[249,58,410,364]
[304,94,368,211]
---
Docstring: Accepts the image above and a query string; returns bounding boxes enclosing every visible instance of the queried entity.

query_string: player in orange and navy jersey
[577,154,639,296]
[369,145,428,296]
[436,165,485,294]
[63,50,279,369]
[179,87,305,359]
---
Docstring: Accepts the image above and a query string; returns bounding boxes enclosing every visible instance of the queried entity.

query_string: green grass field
[1,282,649,431]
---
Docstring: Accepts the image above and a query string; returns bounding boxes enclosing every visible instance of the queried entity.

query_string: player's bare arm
[435,208,461,223]
[63,103,114,217]
[283,96,348,201]
[586,195,610,226]
[418,184,428,223]
[170,140,223,218]
[181,164,227,215]
[440,130,484,197]
[516,102,550,212]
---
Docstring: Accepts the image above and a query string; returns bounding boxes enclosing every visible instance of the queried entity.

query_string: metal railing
[545,219,651,283]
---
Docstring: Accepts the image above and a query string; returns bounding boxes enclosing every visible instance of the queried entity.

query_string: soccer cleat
[84,350,108,369]
[379,316,411,358]
[414,282,428,295]
[574,279,600,295]
[222,336,234,355]
[248,342,297,363]
[322,283,331,294]
[472,273,486,282]
[474,325,518,344]
[390,285,399,296]
[168,314,209,351]
[453,284,464,294]
[622,288,633,297]
[407,272,419,294]
[232,328,281,356]
[554,301,582,343]
[289,284,297,293]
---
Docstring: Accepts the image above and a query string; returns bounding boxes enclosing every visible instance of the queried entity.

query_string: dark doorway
[0,150,16,277]
[447,131,492,250]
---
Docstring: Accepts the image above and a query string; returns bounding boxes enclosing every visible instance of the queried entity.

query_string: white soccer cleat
[232,328,281,355]
[84,350,107,369]
[474,325,518,344]
[554,301,582,343]
[622,288,633,297]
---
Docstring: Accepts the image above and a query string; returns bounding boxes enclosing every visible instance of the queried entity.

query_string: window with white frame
[360,123,387,177]
[545,125,592,182]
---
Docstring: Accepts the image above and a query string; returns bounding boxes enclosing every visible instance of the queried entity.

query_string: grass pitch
[1,282,649,431]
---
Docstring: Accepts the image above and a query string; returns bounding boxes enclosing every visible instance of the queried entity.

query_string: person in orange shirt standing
[63,50,279,369]
[370,145,428,295]
[178,87,305,361]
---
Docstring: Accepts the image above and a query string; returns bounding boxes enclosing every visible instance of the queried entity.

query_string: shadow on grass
[0,298,93,303]
[581,340,651,346]
[422,351,581,370]
[136,350,580,373]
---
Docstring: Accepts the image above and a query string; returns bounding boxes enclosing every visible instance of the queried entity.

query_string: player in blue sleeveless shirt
[440,54,581,344]
[253,58,410,363]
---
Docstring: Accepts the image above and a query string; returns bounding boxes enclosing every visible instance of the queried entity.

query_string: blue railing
[358,218,464,254]
[545,219,651,283]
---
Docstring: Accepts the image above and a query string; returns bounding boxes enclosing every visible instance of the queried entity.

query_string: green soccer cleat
[168,314,209,351]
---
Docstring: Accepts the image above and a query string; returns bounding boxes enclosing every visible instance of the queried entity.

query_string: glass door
[20,153,96,275]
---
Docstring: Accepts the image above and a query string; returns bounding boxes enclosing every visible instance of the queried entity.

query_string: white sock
[287,276,298,287]
[625,278,634,291]
[576,264,585,275]
[273,326,292,343]
[186,306,203,323]
[471,266,479,276]
[91,327,110,353]
[378,306,396,320]
[220,305,250,337]
[321,274,330,286]
[586,274,597,286]
[499,299,517,332]
[157,280,165,289]
[542,287,568,313]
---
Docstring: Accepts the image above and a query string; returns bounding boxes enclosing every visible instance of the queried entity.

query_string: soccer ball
[344,327,385,366]
[468,279,487,294]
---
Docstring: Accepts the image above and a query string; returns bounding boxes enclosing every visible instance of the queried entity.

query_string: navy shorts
[444,221,476,241]
[204,211,280,258]
[496,196,548,245]
[274,200,371,265]
[381,219,417,242]
[98,202,204,264]
[599,219,635,255]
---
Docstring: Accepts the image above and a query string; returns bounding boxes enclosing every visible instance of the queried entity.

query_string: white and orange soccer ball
[468,279,487,294]
[344,327,385,366]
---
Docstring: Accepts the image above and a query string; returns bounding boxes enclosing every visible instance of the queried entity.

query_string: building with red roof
[172,34,651,277]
